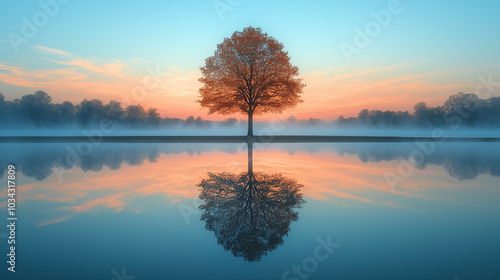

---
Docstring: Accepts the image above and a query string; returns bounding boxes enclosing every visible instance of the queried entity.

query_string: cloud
[0,46,202,118]
[0,47,488,120]
[37,217,71,227]
[35,45,72,56]
[285,62,476,119]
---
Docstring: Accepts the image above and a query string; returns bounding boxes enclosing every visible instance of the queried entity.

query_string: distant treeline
[0,91,238,128]
[1,91,499,128]
[337,92,500,128]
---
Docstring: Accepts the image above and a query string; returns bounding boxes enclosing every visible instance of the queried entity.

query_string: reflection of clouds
[19,151,246,209]
[255,150,458,204]
[0,143,241,181]
[38,217,72,227]
[9,151,247,226]
[1,143,498,226]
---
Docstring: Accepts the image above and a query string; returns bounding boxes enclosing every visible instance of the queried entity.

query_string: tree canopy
[198,26,305,136]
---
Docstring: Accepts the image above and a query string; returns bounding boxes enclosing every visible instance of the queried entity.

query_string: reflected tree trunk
[248,141,253,175]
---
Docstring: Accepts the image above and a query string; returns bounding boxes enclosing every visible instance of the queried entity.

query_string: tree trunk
[247,142,253,175]
[247,111,254,136]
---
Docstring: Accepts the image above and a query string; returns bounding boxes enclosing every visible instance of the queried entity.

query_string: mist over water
[2,122,500,137]
[1,91,500,137]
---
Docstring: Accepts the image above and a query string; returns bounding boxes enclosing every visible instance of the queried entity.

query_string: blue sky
[1,0,499,119]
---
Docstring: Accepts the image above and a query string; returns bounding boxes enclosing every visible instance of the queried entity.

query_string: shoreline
[1,135,500,143]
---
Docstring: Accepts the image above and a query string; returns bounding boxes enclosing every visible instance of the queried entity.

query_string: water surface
[0,142,499,280]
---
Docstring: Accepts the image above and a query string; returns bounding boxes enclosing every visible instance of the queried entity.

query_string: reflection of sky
[0,143,499,279]
[1,143,500,224]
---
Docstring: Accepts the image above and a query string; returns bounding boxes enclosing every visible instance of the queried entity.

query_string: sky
[0,0,499,120]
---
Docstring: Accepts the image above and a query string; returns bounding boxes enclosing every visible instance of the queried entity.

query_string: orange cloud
[35,45,72,56]
[285,64,473,120]
[0,46,202,118]
[0,46,483,120]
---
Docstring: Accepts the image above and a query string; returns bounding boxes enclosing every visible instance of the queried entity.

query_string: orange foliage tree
[198,26,305,136]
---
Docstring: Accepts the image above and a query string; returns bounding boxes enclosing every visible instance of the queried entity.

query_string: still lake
[1,142,499,280]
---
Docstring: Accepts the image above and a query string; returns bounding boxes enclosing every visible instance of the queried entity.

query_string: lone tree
[198,26,305,136]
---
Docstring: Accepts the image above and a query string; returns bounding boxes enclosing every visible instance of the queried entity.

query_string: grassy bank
[1,135,500,143]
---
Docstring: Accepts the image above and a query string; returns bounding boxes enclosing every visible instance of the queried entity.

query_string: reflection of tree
[198,143,305,262]
[337,144,500,181]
